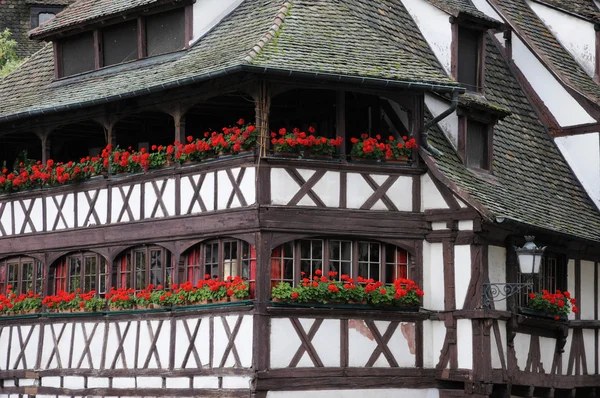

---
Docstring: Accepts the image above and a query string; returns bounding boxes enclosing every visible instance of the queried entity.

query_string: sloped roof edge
[0,65,464,124]
[488,0,600,109]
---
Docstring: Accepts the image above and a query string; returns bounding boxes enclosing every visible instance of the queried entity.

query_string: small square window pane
[61,32,95,77]
[467,120,489,169]
[146,8,185,56]
[103,20,138,66]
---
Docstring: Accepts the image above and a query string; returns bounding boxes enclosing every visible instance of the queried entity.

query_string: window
[146,8,186,56]
[184,239,256,289]
[51,252,107,295]
[271,239,409,285]
[56,6,191,77]
[456,26,484,92]
[0,257,43,295]
[102,20,138,66]
[61,32,96,77]
[466,119,489,169]
[30,6,63,29]
[118,246,174,290]
[271,241,294,286]
[518,253,566,307]
[458,114,493,171]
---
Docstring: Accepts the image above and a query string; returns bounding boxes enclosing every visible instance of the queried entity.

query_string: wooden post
[40,133,51,164]
[336,90,346,158]
[254,80,271,157]
[252,231,272,386]
[174,112,186,144]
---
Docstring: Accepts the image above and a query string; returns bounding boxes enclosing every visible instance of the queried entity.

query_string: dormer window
[54,7,191,78]
[458,115,493,171]
[30,6,62,29]
[452,23,486,92]
[465,119,490,169]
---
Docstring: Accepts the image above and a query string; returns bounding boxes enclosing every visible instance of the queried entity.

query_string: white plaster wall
[513,333,529,370]
[568,259,576,321]
[421,174,449,211]
[402,0,452,74]
[454,245,471,309]
[191,0,245,44]
[267,388,440,398]
[311,171,340,208]
[539,336,555,373]
[511,35,596,127]
[562,332,573,374]
[490,320,506,369]
[488,246,507,311]
[425,94,459,148]
[0,201,11,235]
[583,329,596,374]
[431,222,447,230]
[456,319,473,369]
[423,240,445,310]
[308,319,341,367]
[422,320,447,368]
[458,220,473,231]
[580,260,596,320]
[270,318,302,368]
[528,0,596,76]
[471,0,504,21]
[555,133,600,208]
[77,188,108,227]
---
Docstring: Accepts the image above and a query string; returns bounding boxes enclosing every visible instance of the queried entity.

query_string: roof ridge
[244,1,292,64]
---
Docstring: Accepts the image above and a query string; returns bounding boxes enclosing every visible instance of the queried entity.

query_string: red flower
[187,136,193,143]
[554,315,560,320]
[314,270,322,276]
[572,306,579,313]
[379,288,387,294]
[528,293,536,299]
[237,118,245,125]
[291,292,299,299]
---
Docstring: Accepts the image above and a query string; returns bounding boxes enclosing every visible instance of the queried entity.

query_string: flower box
[269,301,419,312]
[519,307,568,321]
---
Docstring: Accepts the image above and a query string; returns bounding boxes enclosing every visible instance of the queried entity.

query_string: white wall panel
[421,174,449,211]
[457,319,472,369]
[454,245,471,309]
[402,0,452,74]
[528,0,596,76]
[488,246,507,311]
[423,241,445,310]
[512,35,595,127]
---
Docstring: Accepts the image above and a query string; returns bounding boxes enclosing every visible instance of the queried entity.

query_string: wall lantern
[483,236,545,309]
[515,236,546,275]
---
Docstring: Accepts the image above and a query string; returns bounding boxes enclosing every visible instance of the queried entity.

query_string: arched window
[51,252,108,294]
[270,239,409,285]
[117,246,174,290]
[0,257,43,295]
[38,12,56,26]
[184,239,256,289]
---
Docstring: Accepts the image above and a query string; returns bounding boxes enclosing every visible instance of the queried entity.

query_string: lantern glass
[515,236,546,275]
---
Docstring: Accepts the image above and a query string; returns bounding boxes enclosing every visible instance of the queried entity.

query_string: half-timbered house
[0,0,600,397]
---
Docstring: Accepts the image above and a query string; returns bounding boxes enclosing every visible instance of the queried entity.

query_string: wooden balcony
[0,154,430,256]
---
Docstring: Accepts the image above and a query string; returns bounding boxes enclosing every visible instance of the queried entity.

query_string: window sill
[508,308,569,352]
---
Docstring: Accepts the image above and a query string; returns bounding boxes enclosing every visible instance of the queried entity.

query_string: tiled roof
[249,0,456,83]
[26,0,71,5]
[0,0,70,58]
[490,0,600,107]
[0,0,457,121]
[532,0,600,21]
[426,0,502,24]
[29,0,166,38]
[427,35,600,242]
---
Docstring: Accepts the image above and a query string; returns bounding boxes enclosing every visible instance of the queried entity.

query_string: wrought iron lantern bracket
[483,281,533,309]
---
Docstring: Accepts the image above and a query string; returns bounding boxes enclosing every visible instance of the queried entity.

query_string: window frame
[184,239,256,287]
[117,245,173,291]
[51,252,107,295]
[30,6,63,29]
[270,239,411,286]
[517,252,567,308]
[54,4,193,78]
[0,256,44,295]
[452,21,486,93]
[458,112,495,172]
